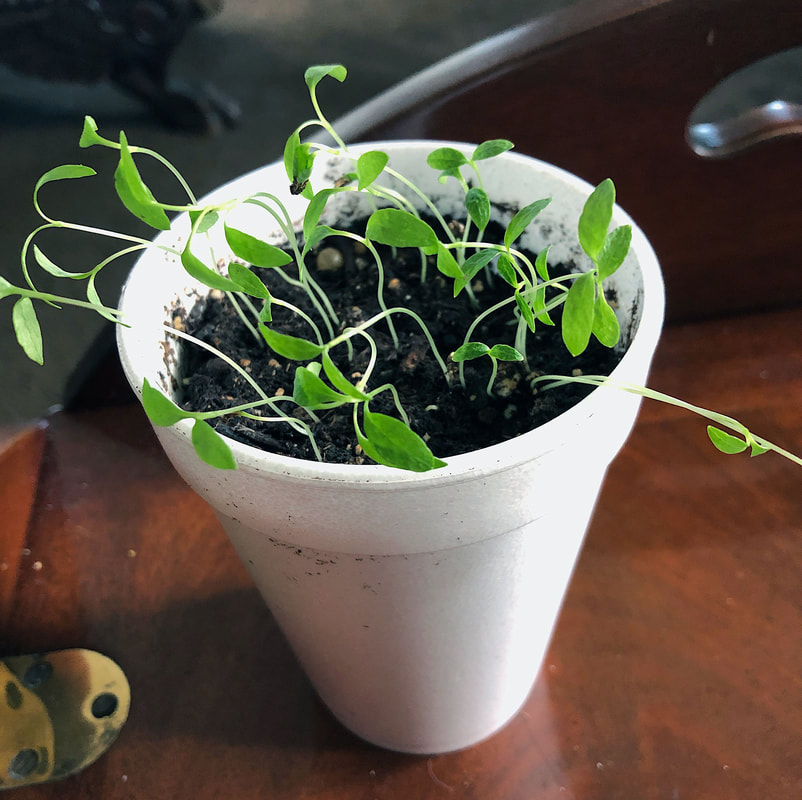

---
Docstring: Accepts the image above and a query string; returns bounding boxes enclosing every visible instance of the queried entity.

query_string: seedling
[2,65,799,471]
[451,342,525,397]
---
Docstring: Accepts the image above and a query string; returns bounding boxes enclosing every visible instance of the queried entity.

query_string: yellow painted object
[0,650,130,790]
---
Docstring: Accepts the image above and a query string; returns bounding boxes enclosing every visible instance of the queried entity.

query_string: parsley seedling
[3,65,799,470]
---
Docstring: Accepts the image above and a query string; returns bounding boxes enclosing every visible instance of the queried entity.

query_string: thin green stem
[485,357,499,397]
[163,324,269,401]
[329,306,449,378]
[164,324,321,438]
[271,298,325,346]
[14,286,124,318]
[228,292,262,344]
[238,409,323,461]
[535,374,802,468]
[514,316,530,371]
[237,293,261,322]
[333,229,399,349]
[132,146,198,204]
[308,90,347,150]
[370,384,411,426]
[267,395,321,424]
[458,295,515,386]
[382,165,453,239]
[342,332,378,391]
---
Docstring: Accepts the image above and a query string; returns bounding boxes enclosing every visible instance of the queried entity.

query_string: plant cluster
[2,65,799,471]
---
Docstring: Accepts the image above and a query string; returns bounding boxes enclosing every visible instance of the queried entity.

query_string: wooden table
[2,307,801,799]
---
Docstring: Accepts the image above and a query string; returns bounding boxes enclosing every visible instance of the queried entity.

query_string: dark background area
[0,0,563,421]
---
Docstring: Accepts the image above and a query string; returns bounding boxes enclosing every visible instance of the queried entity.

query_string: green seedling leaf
[78,116,115,149]
[224,225,292,269]
[489,344,525,361]
[86,274,119,323]
[531,284,554,326]
[496,253,518,287]
[35,164,97,196]
[261,326,323,360]
[33,244,93,279]
[79,116,103,148]
[304,64,347,91]
[578,178,615,260]
[0,275,16,299]
[707,425,748,455]
[181,244,238,292]
[426,147,468,172]
[472,139,514,161]
[365,208,438,254]
[461,249,497,278]
[465,187,490,231]
[192,419,237,470]
[283,131,301,183]
[504,198,551,250]
[749,440,770,457]
[285,138,315,197]
[356,150,389,190]
[258,297,272,324]
[141,378,192,426]
[303,188,337,242]
[361,406,446,472]
[592,290,621,347]
[293,153,316,197]
[597,224,632,279]
[562,271,596,356]
[535,245,551,282]
[114,131,171,230]
[451,342,490,362]
[188,209,219,234]
[293,365,349,410]
[436,243,462,280]
[454,249,497,297]
[322,350,370,400]
[514,288,536,332]
[12,297,43,364]
[437,168,462,185]
[303,224,336,257]
[227,262,271,299]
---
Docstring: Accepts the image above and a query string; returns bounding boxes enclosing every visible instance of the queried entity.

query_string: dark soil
[177,221,622,465]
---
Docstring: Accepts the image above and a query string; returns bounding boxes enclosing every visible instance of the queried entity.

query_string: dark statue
[0,0,240,133]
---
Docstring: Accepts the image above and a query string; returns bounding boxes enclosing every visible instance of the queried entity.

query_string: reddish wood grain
[0,423,46,629]
[2,307,800,799]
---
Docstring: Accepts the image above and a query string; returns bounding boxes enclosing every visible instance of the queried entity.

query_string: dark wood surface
[335,0,802,324]
[3,0,801,796]
[2,307,800,799]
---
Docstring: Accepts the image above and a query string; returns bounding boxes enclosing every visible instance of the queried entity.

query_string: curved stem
[535,374,802,467]
[129,145,198,205]
[308,87,348,149]
[271,298,326,346]
[382,166,454,239]
[238,409,323,461]
[485,357,499,397]
[13,286,124,318]
[369,384,411,426]
[458,294,515,386]
[162,324,315,438]
[333,229,399,349]
[329,306,449,379]
[163,324,269,401]
[227,292,262,345]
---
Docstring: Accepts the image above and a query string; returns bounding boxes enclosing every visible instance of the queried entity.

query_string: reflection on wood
[2,308,800,798]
